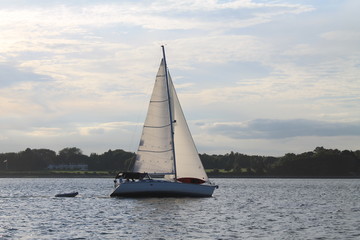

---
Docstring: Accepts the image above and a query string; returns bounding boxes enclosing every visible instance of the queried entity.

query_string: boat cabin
[115,172,150,181]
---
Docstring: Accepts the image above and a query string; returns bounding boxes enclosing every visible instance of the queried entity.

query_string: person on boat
[114,173,124,187]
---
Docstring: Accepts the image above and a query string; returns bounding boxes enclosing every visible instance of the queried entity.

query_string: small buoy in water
[55,192,78,197]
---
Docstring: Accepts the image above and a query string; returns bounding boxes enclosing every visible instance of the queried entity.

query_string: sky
[0,0,359,156]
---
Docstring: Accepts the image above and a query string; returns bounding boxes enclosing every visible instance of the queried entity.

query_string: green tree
[57,147,87,164]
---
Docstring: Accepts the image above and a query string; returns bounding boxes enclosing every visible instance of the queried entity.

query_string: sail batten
[138,149,173,153]
[144,123,171,128]
[150,100,168,103]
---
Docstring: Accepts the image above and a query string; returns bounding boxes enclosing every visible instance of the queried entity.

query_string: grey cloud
[88,128,105,135]
[0,64,52,88]
[208,119,360,139]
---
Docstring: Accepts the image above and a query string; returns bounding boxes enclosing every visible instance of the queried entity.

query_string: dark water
[0,178,359,240]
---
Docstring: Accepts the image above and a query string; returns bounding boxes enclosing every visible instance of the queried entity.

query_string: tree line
[0,147,134,172]
[200,147,360,177]
[1,146,360,176]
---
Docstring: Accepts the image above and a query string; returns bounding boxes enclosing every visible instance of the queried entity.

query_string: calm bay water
[0,178,359,240]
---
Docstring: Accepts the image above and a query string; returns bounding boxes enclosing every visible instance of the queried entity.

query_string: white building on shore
[47,164,88,171]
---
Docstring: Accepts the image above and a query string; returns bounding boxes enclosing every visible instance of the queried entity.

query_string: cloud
[321,31,360,41]
[202,119,360,139]
[0,0,359,156]
[25,127,64,137]
[0,1,314,39]
[20,121,138,138]
[0,121,142,154]
[0,64,52,88]
[77,121,139,136]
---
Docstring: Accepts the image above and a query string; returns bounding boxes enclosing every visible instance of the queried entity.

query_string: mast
[161,45,177,180]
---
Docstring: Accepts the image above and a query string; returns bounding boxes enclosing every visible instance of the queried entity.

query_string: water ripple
[0,178,359,239]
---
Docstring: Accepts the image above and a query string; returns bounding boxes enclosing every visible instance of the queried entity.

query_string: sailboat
[110,46,218,197]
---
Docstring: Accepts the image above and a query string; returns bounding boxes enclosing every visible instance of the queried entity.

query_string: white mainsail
[133,59,174,175]
[133,58,208,182]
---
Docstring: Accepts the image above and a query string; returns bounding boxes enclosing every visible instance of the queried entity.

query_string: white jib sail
[169,74,209,182]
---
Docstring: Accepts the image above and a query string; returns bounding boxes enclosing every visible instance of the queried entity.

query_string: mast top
[161,45,167,63]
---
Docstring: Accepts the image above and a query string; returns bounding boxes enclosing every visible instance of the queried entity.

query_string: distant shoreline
[1,171,359,179]
[208,175,360,179]
[0,171,113,178]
